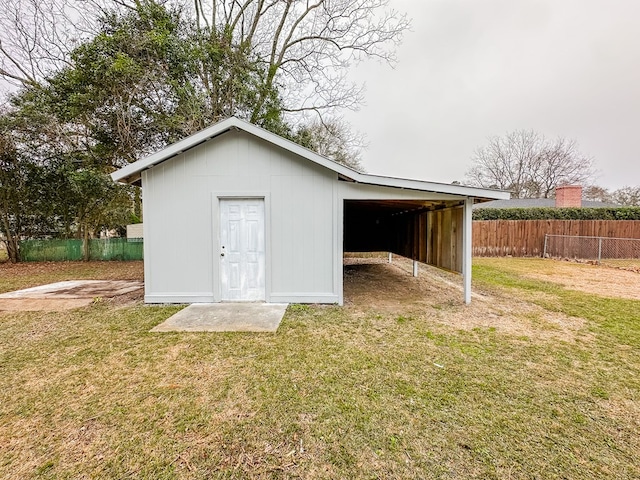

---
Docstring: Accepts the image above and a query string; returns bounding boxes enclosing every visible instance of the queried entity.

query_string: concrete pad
[150,303,289,332]
[0,280,143,299]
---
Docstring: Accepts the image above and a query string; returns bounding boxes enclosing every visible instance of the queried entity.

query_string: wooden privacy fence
[473,220,640,257]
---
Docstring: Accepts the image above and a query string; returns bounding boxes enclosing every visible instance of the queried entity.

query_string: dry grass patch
[475,257,640,300]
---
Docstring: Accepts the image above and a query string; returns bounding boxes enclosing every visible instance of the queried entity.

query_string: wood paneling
[385,207,463,273]
[473,220,640,257]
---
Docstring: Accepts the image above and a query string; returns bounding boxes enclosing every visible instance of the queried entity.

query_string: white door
[219,198,265,301]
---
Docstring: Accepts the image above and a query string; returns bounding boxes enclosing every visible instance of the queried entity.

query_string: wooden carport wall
[344,198,474,303]
[387,199,474,303]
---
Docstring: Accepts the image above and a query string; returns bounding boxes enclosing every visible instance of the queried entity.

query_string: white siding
[143,130,337,303]
[126,223,144,239]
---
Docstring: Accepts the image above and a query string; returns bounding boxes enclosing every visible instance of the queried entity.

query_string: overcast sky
[345,0,640,190]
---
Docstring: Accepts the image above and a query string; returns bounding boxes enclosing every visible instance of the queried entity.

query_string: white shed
[111,117,508,305]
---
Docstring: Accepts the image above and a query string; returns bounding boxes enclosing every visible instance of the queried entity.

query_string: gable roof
[111,117,509,201]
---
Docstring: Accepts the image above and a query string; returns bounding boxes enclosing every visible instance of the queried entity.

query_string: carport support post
[463,197,473,304]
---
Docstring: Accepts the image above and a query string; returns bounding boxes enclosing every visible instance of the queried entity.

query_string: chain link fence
[543,234,640,271]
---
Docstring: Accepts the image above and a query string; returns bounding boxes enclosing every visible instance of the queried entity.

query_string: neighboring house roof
[473,198,619,209]
[111,117,509,201]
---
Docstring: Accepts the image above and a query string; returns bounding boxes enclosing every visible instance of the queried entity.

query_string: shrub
[473,207,640,221]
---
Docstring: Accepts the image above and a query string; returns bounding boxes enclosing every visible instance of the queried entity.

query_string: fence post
[543,234,548,258]
[597,237,602,265]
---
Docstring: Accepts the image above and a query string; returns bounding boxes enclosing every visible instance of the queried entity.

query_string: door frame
[212,193,271,302]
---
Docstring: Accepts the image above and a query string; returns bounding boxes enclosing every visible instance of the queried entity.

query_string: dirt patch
[343,256,589,342]
[528,263,640,300]
[344,257,467,310]
[476,258,640,301]
[104,287,144,308]
[0,280,143,299]
[0,280,143,312]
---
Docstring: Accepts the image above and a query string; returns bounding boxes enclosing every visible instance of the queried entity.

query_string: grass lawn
[1,258,639,478]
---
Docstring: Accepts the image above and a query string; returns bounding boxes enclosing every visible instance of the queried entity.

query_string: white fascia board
[231,122,510,200]
[111,117,236,182]
[353,173,511,200]
[235,119,361,179]
[110,116,510,201]
[111,117,360,183]
[340,182,460,201]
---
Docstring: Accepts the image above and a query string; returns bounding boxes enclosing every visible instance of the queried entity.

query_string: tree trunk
[134,186,142,221]
[0,213,20,262]
[83,226,90,262]
[4,236,20,263]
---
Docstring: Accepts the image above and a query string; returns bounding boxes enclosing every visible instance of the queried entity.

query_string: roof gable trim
[111,116,509,201]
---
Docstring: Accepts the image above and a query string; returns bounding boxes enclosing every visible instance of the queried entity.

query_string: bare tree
[1,0,408,124]
[583,185,612,203]
[466,130,596,198]
[187,0,408,122]
[612,186,640,206]
[0,0,100,89]
[293,116,367,170]
[531,137,597,198]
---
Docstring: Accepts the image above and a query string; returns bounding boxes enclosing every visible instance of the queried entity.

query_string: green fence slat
[19,238,143,261]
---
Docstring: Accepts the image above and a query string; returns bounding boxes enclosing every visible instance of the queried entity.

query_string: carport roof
[111,117,509,201]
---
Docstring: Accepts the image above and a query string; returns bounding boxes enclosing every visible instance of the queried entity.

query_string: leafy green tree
[0,116,61,261]
[1,0,408,123]
[1,1,388,261]
[0,129,29,262]
[1,0,409,168]
[36,1,288,168]
[62,166,135,260]
[0,110,136,262]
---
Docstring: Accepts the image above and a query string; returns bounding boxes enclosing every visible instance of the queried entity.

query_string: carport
[339,189,481,304]
[345,199,467,268]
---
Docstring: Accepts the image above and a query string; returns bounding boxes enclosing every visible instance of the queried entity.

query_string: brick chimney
[555,185,582,208]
